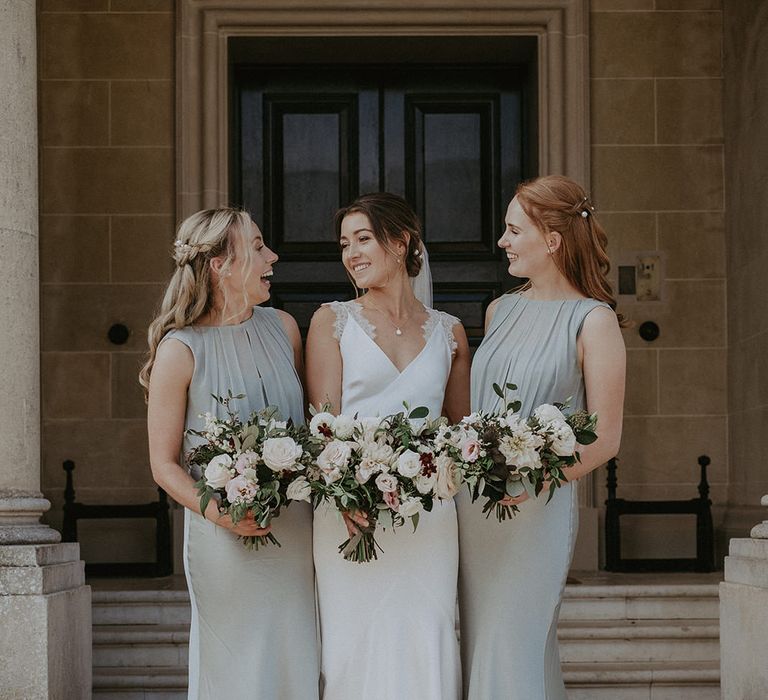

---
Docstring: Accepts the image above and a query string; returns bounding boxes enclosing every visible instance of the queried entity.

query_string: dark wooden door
[231,61,530,344]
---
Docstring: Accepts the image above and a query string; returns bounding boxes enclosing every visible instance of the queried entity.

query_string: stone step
[91,661,720,698]
[93,666,187,691]
[92,584,721,626]
[560,584,720,621]
[564,660,720,699]
[92,591,191,626]
[93,625,189,668]
[559,619,719,664]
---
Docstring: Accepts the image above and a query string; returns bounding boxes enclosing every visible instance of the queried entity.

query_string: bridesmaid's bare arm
[442,322,471,423]
[305,305,343,414]
[566,306,626,481]
[484,296,503,333]
[147,338,270,537]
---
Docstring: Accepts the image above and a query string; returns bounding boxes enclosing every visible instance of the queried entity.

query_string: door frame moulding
[177,0,591,219]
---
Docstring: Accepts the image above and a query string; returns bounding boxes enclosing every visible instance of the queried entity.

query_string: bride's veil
[410,242,433,308]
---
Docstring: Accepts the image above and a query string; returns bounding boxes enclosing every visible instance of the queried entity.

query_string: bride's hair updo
[139,207,254,398]
[514,175,627,327]
[334,192,423,277]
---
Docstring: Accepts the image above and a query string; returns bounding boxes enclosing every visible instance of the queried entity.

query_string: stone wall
[37,0,730,563]
[590,0,727,558]
[38,0,174,560]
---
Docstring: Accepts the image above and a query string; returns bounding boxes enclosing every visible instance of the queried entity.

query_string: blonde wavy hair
[139,208,254,399]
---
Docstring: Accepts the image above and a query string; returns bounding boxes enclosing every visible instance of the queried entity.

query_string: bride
[306,192,470,700]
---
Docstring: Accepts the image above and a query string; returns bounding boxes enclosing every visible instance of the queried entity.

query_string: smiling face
[497,196,557,279]
[338,211,405,289]
[220,219,278,307]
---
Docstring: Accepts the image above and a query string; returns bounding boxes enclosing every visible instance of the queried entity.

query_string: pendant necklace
[364,300,412,337]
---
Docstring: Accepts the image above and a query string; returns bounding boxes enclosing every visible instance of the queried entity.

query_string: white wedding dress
[313,300,462,700]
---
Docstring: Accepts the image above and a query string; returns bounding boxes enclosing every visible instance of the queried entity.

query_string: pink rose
[461,439,481,463]
[225,475,258,505]
[383,489,400,511]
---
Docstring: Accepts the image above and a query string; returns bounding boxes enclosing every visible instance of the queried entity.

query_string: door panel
[232,62,530,344]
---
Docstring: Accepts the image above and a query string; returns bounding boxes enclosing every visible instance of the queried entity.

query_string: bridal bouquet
[186,392,315,550]
[447,382,598,521]
[307,404,463,563]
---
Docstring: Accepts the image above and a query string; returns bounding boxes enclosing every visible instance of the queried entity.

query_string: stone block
[0,542,91,699]
[657,79,724,145]
[40,81,109,147]
[601,212,656,253]
[592,146,723,211]
[625,349,658,416]
[40,215,110,283]
[41,147,173,214]
[592,12,723,78]
[42,352,110,420]
[658,212,725,280]
[620,280,725,348]
[111,81,173,146]
[110,0,174,9]
[591,79,654,144]
[0,560,84,595]
[720,581,768,698]
[618,415,727,483]
[41,283,163,352]
[111,215,174,283]
[658,349,726,415]
[40,13,173,80]
[111,352,148,419]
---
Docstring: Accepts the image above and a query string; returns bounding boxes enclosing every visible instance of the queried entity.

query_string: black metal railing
[62,460,172,577]
[604,455,715,572]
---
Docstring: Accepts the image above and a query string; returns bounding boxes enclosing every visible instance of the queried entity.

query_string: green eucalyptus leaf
[492,383,504,399]
[408,406,429,420]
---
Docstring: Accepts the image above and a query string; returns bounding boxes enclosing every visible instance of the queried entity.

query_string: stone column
[720,495,768,699]
[0,2,91,698]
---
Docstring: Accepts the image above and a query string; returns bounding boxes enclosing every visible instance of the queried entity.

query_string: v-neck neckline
[348,303,437,376]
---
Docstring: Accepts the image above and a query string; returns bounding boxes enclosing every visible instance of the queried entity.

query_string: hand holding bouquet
[307,404,463,563]
[449,382,598,521]
[186,392,315,549]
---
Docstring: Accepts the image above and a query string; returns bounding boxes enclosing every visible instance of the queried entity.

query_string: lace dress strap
[325,300,377,341]
[422,308,460,355]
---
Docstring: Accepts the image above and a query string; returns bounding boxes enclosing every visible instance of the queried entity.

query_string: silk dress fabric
[458,293,609,700]
[313,300,462,700]
[165,306,319,700]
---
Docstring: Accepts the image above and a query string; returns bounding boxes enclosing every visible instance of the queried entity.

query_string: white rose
[204,454,233,489]
[262,436,303,472]
[435,454,462,500]
[375,472,398,493]
[396,449,422,478]
[317,440,352,483]
[286,476,312,503]
[399,496,423,518]
[533,404,566,426]
[550,420,577,456]
[309,412,336,438]
[362,441,394,463]
[356,457,383,484]
[414,472,437,495]
[499,435,542,470]
[332,414,358,440]
[359,416,383,442]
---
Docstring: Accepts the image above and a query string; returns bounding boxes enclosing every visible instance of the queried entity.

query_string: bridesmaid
[141,209,319,699]
[458,176,626,699]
